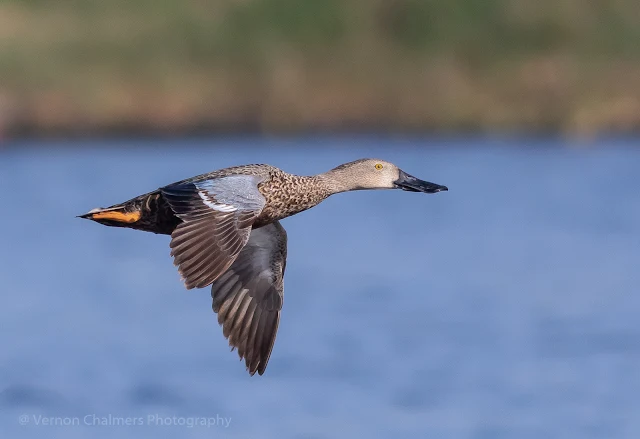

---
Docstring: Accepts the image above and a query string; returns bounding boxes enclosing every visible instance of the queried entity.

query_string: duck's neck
[315,169,359,194]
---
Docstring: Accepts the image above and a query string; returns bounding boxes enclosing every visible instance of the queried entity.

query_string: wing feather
[210,221,287,376]
[162,175,266,289]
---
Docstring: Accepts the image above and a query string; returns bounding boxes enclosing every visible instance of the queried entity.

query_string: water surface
[1,138,639,438]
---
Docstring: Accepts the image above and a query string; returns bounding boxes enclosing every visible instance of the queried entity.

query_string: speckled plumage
[255,172,331,227]
[80,158,447,375]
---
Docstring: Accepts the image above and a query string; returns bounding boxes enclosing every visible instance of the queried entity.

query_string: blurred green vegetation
[1,0,640,137]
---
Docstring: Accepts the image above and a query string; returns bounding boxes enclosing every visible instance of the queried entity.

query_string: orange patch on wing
[91,211,141,223]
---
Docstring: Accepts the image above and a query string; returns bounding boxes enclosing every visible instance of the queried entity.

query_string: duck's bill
[394,170,448,193]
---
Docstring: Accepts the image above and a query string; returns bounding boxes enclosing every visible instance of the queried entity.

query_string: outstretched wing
[161,175,266,289]
[210,221,287,376]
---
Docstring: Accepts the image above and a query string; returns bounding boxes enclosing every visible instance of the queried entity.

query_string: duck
[80,158,447,375]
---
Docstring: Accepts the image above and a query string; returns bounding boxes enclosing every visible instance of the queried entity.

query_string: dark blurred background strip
[1,0,640,139]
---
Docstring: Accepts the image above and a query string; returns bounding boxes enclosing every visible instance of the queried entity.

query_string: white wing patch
[197,191,237,212]
[194,175,267,213]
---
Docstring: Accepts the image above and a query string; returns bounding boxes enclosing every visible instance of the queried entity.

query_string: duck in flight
[80,159,447,375]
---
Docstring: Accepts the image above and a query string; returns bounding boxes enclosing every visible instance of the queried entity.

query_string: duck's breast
[256,174,329,226]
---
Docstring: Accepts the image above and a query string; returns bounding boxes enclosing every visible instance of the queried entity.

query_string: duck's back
[83,163,330,233]
[84,164,278,234]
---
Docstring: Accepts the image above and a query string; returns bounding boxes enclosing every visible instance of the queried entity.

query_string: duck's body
[87,164,333,235]
[81,159,447,375]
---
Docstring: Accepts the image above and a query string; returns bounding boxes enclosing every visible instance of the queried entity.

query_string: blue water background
[0,137,639,438]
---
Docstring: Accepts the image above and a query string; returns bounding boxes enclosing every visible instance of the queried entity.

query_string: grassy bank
[1,0,640,138]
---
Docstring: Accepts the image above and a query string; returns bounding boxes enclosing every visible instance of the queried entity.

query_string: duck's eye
[374,163,383,170]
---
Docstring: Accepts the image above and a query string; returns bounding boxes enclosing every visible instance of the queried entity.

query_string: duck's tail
[78,191,180,235]
[78,204,142,226]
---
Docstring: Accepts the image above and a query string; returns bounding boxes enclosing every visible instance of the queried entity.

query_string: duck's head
[323,158,448,193]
